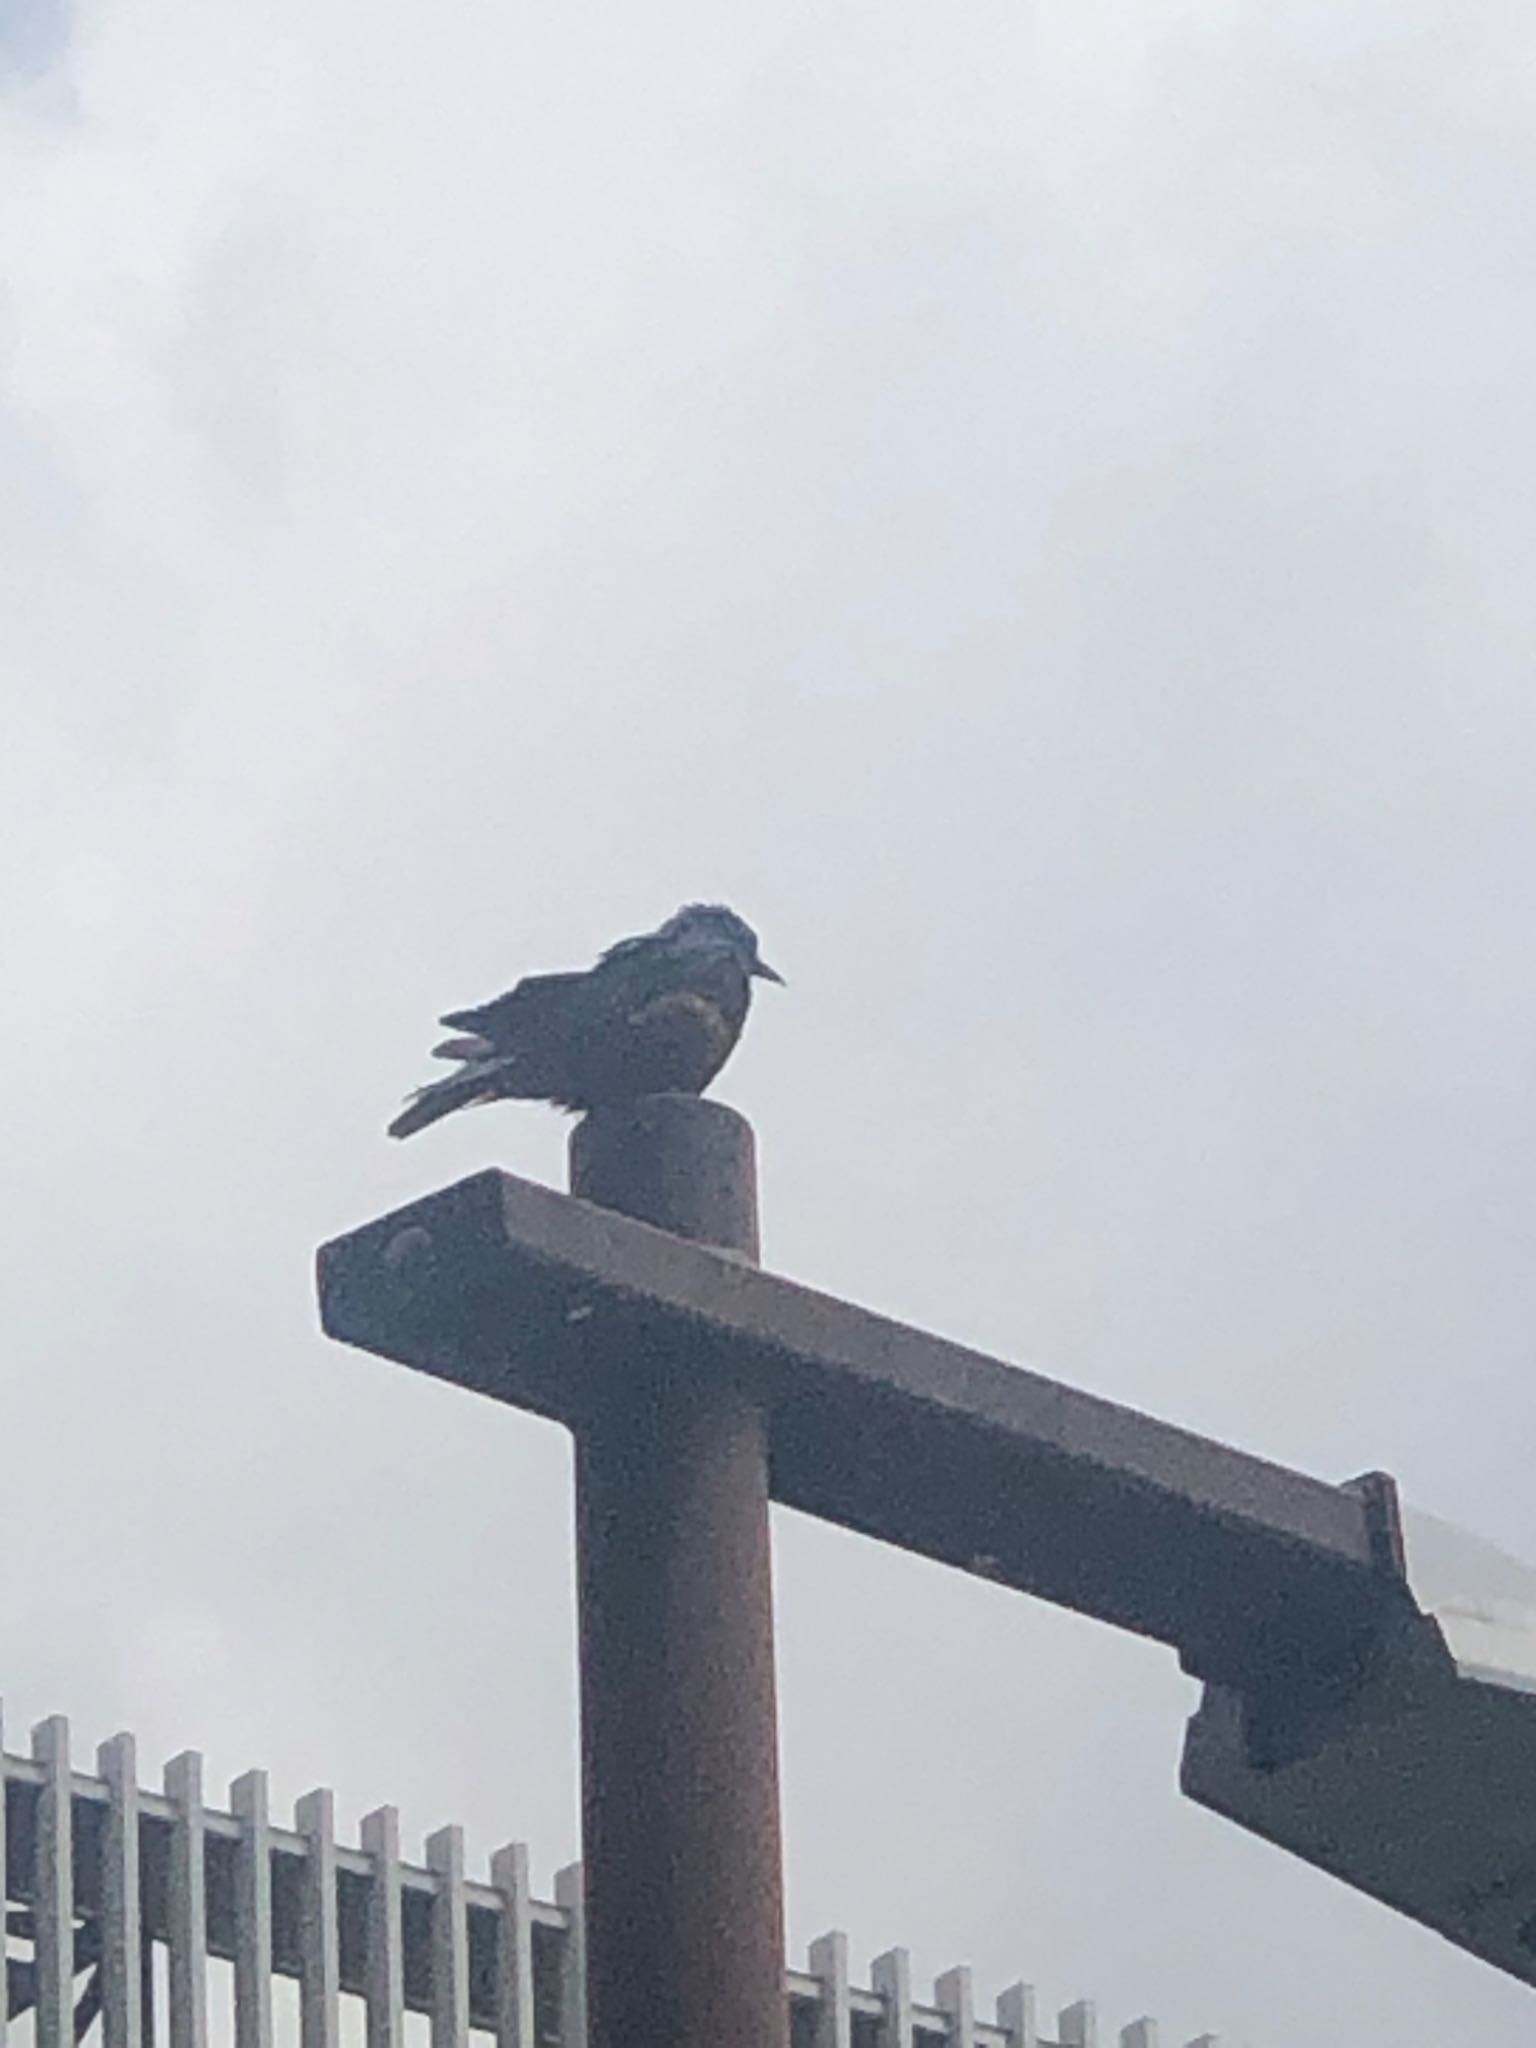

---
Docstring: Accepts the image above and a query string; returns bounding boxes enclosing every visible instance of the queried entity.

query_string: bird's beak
[752,957,786,985]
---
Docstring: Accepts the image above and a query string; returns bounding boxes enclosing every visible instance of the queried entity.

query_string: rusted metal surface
[317,1163,1406,1701]
[569,1098,787,2048]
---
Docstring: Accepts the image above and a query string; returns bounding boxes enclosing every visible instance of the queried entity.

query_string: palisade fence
[0,1710,1221,2048]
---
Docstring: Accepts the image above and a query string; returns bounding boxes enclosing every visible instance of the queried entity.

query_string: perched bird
[388,903,783,1139]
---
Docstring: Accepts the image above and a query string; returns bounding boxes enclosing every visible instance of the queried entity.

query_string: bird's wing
[440,970,587,1044]
[593,939,753,1014]
[597,926,660,966]
[571,943,751,1095]
[588,939,690,1010]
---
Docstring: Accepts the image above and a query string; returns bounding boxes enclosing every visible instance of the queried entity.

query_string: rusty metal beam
[317,1163,1407,1706]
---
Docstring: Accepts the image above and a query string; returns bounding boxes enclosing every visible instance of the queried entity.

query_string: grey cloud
[4,3,1536,2041]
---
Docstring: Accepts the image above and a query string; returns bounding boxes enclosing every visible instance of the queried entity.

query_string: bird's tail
[387,1061,504,1140]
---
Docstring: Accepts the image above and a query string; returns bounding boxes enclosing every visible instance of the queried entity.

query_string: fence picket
[230,1772,273,2048]
[554,1863,586,2048]
[426,1828,469,2048]
[359,1809,404,2048]
[165,1752,208,2048]
[490,1843,535,2048]
[871,1948,913,2048]
[295,1791,339,2048]
[997,1983,1037,2048]
[935,1965,975,2048]
[98,1735,143,2048]
[31,1717,73,2048]
[1060,2000,1099,2048]
[808,1931,851,2048]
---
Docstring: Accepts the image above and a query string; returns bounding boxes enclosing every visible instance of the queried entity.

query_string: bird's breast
[626,988,738,1062]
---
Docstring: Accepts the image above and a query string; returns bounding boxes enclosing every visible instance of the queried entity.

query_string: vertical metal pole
[568,1094,787,2048]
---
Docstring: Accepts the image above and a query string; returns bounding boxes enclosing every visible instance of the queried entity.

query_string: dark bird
[389,903,783,1139]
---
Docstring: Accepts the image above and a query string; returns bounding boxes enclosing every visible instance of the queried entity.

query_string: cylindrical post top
[569,1094,759,1261]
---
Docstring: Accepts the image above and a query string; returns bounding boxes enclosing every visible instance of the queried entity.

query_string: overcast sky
[6,1,1536,2040]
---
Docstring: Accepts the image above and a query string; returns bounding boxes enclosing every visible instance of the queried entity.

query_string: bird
[388,903,783,1138]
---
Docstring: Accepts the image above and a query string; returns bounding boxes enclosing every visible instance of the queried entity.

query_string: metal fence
[0,1708,1220,2048]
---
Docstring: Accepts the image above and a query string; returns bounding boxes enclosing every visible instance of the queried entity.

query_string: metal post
[568,1095,787,2048]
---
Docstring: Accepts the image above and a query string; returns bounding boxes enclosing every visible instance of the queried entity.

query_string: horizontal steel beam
[317,1170,1409,1701]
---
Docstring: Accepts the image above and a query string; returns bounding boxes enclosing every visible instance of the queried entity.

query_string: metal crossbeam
[317,1108,1536,2000]
[317,1164,1408,1706]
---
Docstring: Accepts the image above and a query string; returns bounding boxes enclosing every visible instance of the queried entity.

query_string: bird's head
[659,903,784,984]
